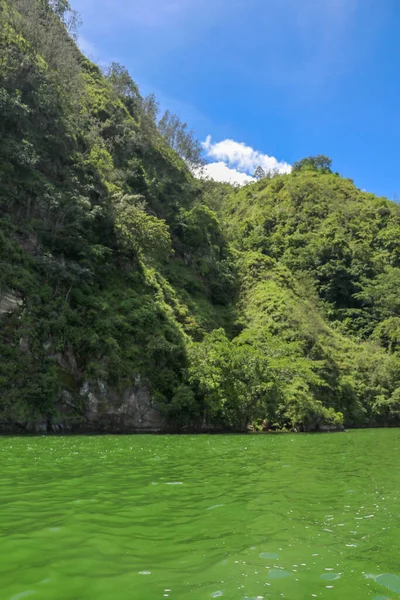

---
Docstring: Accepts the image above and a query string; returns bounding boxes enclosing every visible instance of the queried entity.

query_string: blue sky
[74,0,400,197]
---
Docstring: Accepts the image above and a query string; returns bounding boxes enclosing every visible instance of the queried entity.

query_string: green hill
[1,0,400,432]
[216,161,400,430]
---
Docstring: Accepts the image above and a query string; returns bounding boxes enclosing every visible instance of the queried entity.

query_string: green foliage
[283,395,344,432]
[292,155,333,173]
[104,62,141,120]
[0,0,209,424]
[169,202,237,306]
[222,164,400,429]
[113,194,171,262]
[158,110,204,169]
[1,0,400,432]
[188,328,277,428]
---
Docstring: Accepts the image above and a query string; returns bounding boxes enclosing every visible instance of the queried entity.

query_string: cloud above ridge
[200,162,256,185]
[200,136,291,185]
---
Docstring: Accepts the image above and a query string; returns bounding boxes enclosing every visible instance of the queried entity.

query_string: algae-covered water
[1,430,400,600]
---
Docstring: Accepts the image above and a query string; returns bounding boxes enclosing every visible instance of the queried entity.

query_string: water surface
[1,430,400,599]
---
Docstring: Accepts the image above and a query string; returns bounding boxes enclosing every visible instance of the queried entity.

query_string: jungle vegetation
[1,0,400,431]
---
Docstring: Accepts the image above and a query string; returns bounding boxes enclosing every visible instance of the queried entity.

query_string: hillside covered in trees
[1,0,400,433]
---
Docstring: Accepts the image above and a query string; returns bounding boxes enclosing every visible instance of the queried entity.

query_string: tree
[11,0,83,108]
[16,0,81,39]
[188,329,277,428]
[292,155,332,173]
[105,63,139,100]
[158,110,203,169]
[356,267,400,320]
[141,93,159,123]
[254,165,266,180]
[43,0,80,32]
[113,194,171,262]
[139,93,160,141]
[104,62,141,118]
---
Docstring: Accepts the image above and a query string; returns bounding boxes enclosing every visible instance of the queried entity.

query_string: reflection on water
[1,430,400,599]
[374,573,400,594]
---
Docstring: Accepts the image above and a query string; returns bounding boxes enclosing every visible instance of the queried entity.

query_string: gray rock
[78,380,166,432]
[0,291,23,315]
[19,337,29,353]
[26,421,47,434]
[80,381,90,396]
[60,390,75,408]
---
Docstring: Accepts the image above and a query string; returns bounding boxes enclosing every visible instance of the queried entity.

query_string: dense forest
[1,0,400,433]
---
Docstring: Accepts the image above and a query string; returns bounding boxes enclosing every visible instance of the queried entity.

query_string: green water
[1,430,400,600]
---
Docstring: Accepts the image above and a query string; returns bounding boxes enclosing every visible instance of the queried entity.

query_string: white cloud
[199,162,256,186]
[201,136,291,185]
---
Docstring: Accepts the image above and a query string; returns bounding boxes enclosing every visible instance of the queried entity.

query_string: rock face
[73,380,166,433]
[0,331,168,433]
[1,384,166,434]
[0,291,23,315]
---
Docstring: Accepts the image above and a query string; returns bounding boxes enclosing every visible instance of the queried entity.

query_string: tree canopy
[158,110,204,168]
[292,155,333,173]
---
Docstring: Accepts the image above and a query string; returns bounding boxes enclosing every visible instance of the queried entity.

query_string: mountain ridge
[1,0,400,433]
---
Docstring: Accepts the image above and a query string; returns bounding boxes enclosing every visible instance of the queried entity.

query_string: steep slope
[206,165,400,429]
[1,1,400,433]
[0,0,235,431]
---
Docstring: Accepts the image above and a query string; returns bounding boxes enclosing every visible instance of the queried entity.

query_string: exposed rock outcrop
[0,291,23,316]
[0,380,166,434]
[73,379,166,433]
